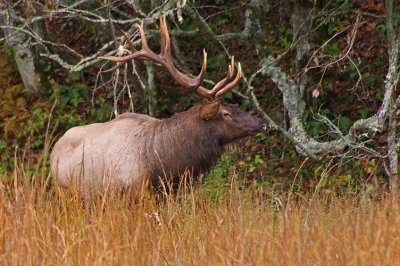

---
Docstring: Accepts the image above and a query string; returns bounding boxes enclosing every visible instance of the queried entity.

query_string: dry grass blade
[0,161,399,265]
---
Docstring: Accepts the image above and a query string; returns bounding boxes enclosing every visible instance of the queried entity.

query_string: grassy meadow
[0,159,399,266]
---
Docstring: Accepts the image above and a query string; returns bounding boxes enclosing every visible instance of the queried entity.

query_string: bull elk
[50,15,267,196]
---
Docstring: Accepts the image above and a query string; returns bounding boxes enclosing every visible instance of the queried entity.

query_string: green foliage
[375,23,386,34]
[310,158,380,194]
[358,109,370,119]
[240,154,264,173]
[1,43,15,63]
[278,25,293,49]
[27,109,50,149]
[344,62,359,79]
[303,109,329,137]
[0,52,113,172]
[326,43,340,56]
[48,72,89,109]
[363,74,379,86]
[338,116,352,133]
[204,154,234,202]
[337,0,355,10]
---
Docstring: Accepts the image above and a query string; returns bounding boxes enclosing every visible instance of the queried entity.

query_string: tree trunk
[0,7,38,92]
[388,95,398,192]
[291,2,314,63]
[385,0,399,193]
[145,61,156,116]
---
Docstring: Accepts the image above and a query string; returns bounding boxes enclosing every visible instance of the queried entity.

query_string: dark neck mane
[147,105,222,180]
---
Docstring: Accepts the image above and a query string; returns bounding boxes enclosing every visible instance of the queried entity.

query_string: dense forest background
[1,0,400,195]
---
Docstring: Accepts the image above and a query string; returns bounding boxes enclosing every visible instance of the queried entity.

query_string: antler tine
[228,56,235,79]
[211,56,235,91]
[136,23,151,52]
[98,22,157,63]
[121,30,136,53]
[99,14,207,92]
[157,14,207,90]
[195,57,237,98]
[99,29,139,73]
[160,15,171,57]
[215,63,242,98]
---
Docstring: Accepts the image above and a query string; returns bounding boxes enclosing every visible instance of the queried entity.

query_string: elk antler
[196,57,242,99]
[99,15,241,99]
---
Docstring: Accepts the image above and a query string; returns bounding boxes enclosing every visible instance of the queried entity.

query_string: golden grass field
[1,162,400,266]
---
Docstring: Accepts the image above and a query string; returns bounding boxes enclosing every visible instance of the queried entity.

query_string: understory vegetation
[1,0,397,192]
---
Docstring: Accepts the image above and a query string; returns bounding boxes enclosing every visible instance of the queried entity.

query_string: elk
[50,15,266,196]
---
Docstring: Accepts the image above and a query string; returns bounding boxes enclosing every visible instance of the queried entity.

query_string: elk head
[99,15,266,139]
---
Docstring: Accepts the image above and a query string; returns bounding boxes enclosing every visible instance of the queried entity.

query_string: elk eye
[222,111,232,118]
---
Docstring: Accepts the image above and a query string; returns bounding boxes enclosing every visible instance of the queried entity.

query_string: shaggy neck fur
[143,105,224,182]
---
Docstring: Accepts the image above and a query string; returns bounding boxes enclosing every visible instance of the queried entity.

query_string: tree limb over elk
[50,15,267,197]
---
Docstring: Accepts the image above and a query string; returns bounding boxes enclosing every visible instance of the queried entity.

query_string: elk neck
[146,104,224,179]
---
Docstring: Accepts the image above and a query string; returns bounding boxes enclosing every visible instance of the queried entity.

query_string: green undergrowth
[0,48,113,174]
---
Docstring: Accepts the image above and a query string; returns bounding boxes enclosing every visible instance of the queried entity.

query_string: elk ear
[199,99,221,120]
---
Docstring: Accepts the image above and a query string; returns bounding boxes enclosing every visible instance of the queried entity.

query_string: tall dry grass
[1,163,400,266]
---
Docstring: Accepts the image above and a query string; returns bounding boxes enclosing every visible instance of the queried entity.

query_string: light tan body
[50,113,157,195]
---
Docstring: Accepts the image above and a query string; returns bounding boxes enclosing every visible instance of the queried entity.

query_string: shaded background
[1,0,399,195]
